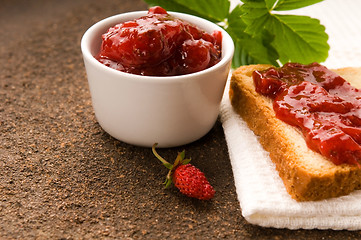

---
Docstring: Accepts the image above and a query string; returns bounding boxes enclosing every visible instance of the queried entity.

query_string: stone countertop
[1,0,361,239]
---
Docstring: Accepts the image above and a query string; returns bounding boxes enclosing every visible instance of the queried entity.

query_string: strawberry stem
[152,143,173,170]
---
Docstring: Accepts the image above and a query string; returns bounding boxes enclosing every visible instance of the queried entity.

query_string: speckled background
[1,0,361,239]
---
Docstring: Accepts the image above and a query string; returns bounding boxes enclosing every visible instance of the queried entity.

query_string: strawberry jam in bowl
[81,7,234,147]
[96,6,223,76]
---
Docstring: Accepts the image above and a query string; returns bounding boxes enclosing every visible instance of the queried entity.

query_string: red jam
[253,62,361,166]
[96,6,222,76]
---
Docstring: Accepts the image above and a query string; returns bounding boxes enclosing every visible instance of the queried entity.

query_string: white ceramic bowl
[81,10,234,148]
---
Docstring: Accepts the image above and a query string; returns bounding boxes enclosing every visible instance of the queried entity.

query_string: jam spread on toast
[253,62,361,166]
[96,6,222,76]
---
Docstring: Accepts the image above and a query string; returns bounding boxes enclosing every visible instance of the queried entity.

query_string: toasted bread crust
[230,64,361,201]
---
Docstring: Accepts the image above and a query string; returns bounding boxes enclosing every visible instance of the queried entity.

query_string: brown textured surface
[2,0,361,239]
[229,65,361,201]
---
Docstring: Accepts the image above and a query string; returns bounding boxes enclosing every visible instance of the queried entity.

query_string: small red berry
[173,164,215,200]
[152,143,215,200]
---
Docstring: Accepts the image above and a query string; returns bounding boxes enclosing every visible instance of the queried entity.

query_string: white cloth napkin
[221,0,361,230]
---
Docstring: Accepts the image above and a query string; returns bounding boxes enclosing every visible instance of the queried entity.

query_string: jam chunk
[253,62,361,165]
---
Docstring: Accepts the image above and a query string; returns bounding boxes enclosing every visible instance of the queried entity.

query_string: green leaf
[227,6,279,66]
[239,0,329,65]
[182,158,191,165]
[260,29,280,65]
[265,0,278,10]
[144,0,201,18]
[143,0,329,67]
[228,3,244,24]
[228,29,279,66]
[144,0,230,23]
[232,39,258,67]
[241,0,266,4]
[241,7,270,35]
[265,14,329,64]
[174,0,230,22]
[227,4,247,33]
[273,0,324,11]
[179,150,185,160]
[164,175,173,188]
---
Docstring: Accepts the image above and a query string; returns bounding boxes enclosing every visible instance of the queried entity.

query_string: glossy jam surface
[253,62,361,165]
[96,6,222,76]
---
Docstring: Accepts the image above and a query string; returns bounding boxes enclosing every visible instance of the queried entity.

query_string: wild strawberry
[152,143,215,200]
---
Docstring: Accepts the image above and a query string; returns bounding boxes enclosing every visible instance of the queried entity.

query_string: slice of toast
[229,64,361,201]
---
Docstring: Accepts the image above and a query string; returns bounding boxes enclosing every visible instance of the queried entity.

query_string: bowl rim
[81,10,234,82]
